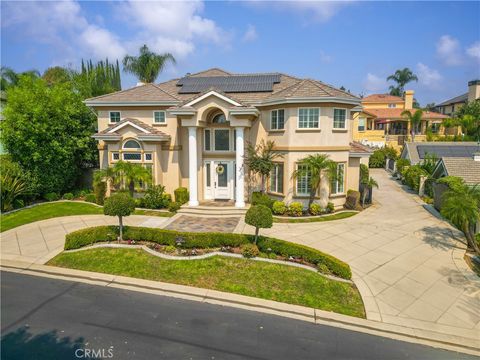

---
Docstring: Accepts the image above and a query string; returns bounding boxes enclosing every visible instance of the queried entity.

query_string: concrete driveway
[239,169,480,341]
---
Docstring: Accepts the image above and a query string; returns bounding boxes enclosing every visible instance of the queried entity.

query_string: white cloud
[364,73,387,93]
[319,51,333,63]
[242,24,258,42]
[245,1,353,23]
[416,63,442,88]
[79,25,126,60]
[466,41,480,60]
[436,35,463,66]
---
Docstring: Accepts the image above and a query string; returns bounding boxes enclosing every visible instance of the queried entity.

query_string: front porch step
[177,205,249,216]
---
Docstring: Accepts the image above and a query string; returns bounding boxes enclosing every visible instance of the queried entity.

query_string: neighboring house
[400,141,480,165]
[85,68,371,209]
[432,153,480,186]
[435,80,480,116]
[352,91,448,150]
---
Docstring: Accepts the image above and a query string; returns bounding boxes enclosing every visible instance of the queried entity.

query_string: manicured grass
[273,211,357,223]
[48,248,365,318]
[0,202,103,232]
[133,209,174,217]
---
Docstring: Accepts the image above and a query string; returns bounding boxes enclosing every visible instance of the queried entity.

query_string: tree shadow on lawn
[1,326,91,360]
[417,225,467,251]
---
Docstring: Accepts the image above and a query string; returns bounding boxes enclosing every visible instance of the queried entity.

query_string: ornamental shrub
[103,193,136,241]
[85,193,96,203]
[288,202,303,217]
[326,202,335,213]
[164,245,176,253]
[368,149,386,168]
[245,205,273,244]
[143,185,170,209]
[251,191,274,209]
[44,192,59,202]
[360,164,369,183]
[404,165,428,191]
[309,203,322,216]
[64,226,352,279]
[241,243,259,258]
[62,192,74,200]
[168,201,181,213]
[272,201,287,215]
[93,181,106,205]
[437,176,465,192]
[396,158,410,175]
[174,187,189,205]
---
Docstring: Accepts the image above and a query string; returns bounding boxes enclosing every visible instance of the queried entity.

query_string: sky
[1,1,480,105]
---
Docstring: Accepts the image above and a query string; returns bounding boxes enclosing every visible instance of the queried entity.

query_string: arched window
[123,139,141,149]
[212,113,227,124]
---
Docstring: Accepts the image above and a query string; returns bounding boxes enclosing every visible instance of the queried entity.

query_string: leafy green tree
[0,76,98,195]
[42,66,70,86]
[74,58,122,98]
[401,109,423,142]
[441,184,480,255]
[123,45,176,83]
[360,177,379,207]
[245,204,273,244]
[1,67,40,90]
[244,140,282,193]
[387,68,418,96]
[454,100,480,139]
[103,193,136,241]
[292,154,337,207]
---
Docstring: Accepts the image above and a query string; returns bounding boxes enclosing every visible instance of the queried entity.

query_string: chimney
[468,80,480,102]
[474,152,480,162]
[404,90,414,110]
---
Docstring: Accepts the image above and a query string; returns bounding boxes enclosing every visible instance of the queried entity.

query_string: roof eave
[84,101,181,107]
[254,97,361,106]
[92,135,122,141]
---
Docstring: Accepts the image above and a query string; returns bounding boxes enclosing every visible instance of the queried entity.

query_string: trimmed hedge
[64,226,352,279]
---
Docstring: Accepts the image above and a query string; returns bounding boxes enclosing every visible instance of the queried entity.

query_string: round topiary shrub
[288,202,303,217]
[44,192,59,202]
[272,201,287,215]
[103,193,136,241]
[245,204,273,244]
[251,192,274,209]
[84,193,96,203]
[309,203,322,216]
[62,192,74,200]
[174,187,189,205]
[241,243,259,258]
[168,201,181,213]
[326,202,335,213]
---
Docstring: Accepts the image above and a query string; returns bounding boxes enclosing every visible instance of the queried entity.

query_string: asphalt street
[1,271,477,360]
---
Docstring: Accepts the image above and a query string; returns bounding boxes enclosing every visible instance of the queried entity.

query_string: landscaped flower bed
[64,226,352,280]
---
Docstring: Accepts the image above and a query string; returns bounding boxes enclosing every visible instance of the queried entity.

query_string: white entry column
[188,127,199,206]
[235,127,245,208]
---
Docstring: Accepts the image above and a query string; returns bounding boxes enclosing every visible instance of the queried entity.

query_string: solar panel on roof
[176,74,281,93]
[417,145,479,159]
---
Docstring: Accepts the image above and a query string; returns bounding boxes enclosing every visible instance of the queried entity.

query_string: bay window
[333,109,347,129]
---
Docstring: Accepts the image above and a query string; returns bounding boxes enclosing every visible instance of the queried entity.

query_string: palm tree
[113,161,152,196]
[244,140,282,193]
[292,154,337,207]
[441,184,480,255]
[123,45,176,83]
[1,67,40,90]
[387,68,418,96]
[401,109,423,142]
[360,177,379,207]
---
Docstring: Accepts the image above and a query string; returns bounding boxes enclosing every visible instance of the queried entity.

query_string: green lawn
[48,248,365,318]
[0,202,103,232]
[273,211,357,223]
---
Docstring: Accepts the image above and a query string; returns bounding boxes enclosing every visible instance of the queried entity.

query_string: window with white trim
[296,164,312,195]
[388,103,396,108]
[271,109,285,130]
[112,152,119,161]
[270,163,284,193]
[144,153,153,161]
[331,163,345,195]
[298,108,319,129]
[109,111,121,123]
[123,140,141,149]
[333,109,347,129]
[153,111,166,124]
[123,153,142,161]
[358,117,366,132]
[214,129,230,151]
[204,129,211,151]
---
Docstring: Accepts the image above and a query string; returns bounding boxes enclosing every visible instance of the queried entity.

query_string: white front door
[204,160,234,200]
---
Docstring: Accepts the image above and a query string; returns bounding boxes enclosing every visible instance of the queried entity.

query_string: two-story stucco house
[86,68,371,209]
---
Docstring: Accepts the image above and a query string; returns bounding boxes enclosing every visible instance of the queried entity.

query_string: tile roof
[349,141,373,154]
[403,142,479,165]
[441,157,480,185]
[366,108,447,120]
[436,93,468,107]
[363,94,404,103]
[94,118,169,138]
[85,68,358,106]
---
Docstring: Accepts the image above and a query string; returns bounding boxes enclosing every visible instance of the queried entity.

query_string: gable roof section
[189,68,231,77]
[93,118,170,141]
[349,142,373,157]
[85,83,181,105]
[366,108,447,120]
[403,142,479,164]
[184,90,243,107]
[440,157,480,185]
[363,94,404,103]
[437,93,468,107]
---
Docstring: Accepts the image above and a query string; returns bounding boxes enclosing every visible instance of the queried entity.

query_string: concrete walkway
[1,169,479,344]
[238,169,480,342]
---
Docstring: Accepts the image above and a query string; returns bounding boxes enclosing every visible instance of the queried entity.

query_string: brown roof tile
[363,94,404,103]
[442,157,480,185]
[95,118,169,138]
[85,83,180,103]
[367,108,447,120]
[350,141,373,154]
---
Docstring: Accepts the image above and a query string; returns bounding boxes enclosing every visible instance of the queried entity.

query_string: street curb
[1,260,479,356]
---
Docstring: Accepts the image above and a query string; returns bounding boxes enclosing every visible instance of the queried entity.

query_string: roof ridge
[150,83,181,101]
[315,79,360,99]
[188,68,231,77]
[85,83,153,101]
[270,79,304,96]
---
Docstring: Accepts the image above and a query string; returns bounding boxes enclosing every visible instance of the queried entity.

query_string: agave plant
[1,170,30,212]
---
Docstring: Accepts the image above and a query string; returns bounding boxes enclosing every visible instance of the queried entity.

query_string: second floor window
[358,117,366,132]
[298,108,319,129]
[109,111,121,123]
[153,111,166,124]
[388,103,396,108]
[271,109,285,130]
[333,109,347,129]
[270,163,284,194]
